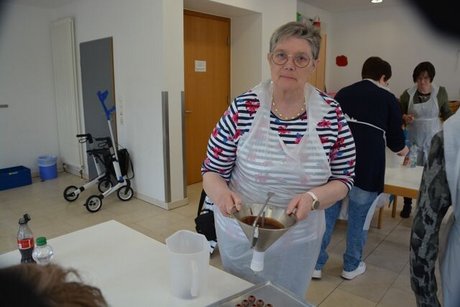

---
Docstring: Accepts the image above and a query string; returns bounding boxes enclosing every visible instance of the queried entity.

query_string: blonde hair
[0,263,108,307]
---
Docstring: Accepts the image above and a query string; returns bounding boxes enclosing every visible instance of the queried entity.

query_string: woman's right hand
[212,190,242,216]
[397,145,410,157]
[403,113,414,124]
[203,172,242,216]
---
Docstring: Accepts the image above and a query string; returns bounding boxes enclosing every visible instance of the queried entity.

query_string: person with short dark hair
[0,263,108,307]
[313,56,409,280]
[399,61,452,218]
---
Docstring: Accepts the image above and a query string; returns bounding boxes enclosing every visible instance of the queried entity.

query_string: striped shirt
[201,88,356,190]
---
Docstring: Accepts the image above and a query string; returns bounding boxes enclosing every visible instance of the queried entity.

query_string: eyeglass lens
[271,51,311,68]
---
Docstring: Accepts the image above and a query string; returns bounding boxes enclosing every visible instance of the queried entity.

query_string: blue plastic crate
[0,166,32,191]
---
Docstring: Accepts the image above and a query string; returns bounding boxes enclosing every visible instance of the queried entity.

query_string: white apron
[406,85,442,166]
[439,110,460,307]
[215,80,331,298]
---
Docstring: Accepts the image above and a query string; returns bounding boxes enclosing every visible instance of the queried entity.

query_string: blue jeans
[315,186,377,272]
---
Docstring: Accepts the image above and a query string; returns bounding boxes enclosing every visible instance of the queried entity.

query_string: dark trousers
[403,197,412,206]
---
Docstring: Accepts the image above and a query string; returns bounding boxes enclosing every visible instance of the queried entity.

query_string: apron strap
[344,113,387,145]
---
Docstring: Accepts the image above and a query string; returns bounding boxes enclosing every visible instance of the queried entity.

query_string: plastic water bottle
[32,236,54,265]
[409,144,418,168]
[17,213,35,263]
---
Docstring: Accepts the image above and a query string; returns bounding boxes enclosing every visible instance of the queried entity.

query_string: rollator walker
[84,90,134,212]
[63,133,114,202]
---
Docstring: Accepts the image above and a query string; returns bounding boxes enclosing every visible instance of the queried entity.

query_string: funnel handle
[190,260,199,297]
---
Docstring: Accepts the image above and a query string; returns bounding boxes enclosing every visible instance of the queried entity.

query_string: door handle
[185,110,192,113]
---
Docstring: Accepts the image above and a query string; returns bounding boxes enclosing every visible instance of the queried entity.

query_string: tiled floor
[1,172,433,306]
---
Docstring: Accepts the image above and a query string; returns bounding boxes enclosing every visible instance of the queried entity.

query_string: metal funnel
[233,203,297,252]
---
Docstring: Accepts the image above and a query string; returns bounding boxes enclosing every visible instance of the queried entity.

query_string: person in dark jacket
[313,56,409,280]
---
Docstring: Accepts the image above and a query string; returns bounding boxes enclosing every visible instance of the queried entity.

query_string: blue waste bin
[37,155,57,181]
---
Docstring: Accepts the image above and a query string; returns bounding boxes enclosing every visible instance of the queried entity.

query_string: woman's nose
[283,56,296,69]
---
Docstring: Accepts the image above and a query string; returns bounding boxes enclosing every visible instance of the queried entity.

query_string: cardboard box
[0,166,32,191]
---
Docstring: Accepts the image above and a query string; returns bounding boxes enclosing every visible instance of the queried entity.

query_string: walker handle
[76,133,93,144]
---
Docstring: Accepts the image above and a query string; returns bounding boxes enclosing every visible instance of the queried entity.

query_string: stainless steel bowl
[233,203,297,252]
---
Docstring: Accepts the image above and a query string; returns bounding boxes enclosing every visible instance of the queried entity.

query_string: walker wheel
[63,185,79,202]
[117,186,134,201]
[85,195,102,212]
[98,178,113,193]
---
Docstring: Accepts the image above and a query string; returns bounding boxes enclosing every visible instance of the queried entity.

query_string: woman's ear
[311,59,319,71]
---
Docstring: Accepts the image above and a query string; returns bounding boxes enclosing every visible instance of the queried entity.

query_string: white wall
[298,2,460,99]
[0,4,59,175]
[12,0,455,208]
[222,0,297,81]
[1,0,297,209]
[53,0,183,207]
[231,13,262,99]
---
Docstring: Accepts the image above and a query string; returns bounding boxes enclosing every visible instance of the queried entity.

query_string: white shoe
[312,269,322,279]
[341,262,366,280]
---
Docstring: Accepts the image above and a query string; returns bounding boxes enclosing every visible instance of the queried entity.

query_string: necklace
[271,99,305,120]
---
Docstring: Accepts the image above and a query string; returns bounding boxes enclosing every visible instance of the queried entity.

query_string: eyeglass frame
[269,50,312,68]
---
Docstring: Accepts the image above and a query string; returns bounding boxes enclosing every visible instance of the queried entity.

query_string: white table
[377,165,424,228]
[0,220,253,306]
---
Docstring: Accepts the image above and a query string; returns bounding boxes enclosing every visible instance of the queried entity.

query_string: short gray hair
[269,21,321,60]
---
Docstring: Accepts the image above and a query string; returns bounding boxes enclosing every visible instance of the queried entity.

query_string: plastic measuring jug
[165,230,210,299]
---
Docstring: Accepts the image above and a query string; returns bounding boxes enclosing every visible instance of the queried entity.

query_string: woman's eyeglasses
[270,51,311,68]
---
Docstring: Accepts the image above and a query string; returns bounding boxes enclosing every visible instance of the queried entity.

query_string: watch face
[312,200,320,210]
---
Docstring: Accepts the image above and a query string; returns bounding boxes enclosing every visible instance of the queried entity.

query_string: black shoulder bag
[194,189,217,242]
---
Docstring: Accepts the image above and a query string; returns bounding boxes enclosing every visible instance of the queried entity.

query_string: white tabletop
[385,148,424,190]
[0,220,253,307]
[385,165,424,191]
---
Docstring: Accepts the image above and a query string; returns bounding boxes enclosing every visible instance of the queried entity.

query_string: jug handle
[190,260,199,297]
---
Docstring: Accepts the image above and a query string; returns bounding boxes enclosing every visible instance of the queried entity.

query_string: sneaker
[341,262,366,280]
[312,269,322,279]
[400,203,412,218]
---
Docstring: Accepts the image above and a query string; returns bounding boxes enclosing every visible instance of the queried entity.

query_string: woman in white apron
[405,84,442,165]
[202,22,355,300]
[399,61,452,218]
[409,110,460,307]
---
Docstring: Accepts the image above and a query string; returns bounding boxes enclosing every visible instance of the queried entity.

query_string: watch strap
[306,191,319,210]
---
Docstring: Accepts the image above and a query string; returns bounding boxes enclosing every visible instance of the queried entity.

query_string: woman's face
[267,37,317,92]
[416,71,432,94]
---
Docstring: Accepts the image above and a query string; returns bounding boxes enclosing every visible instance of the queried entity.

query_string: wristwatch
[306,191,320,210]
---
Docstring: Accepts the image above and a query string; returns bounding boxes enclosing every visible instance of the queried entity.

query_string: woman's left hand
[286,193,313,221]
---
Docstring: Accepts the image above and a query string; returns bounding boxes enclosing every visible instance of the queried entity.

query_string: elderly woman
[201,21,356,299]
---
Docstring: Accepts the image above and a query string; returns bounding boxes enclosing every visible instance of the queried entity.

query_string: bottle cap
[36,237,47,246]
[18,213,31,225]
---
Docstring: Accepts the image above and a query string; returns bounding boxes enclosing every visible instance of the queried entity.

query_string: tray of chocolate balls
[206,281,314,307]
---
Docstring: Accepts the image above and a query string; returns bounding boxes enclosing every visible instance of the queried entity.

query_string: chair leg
[378,207,383,229]
[391,196,398,218]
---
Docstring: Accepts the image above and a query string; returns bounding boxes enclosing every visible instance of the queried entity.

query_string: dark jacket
[335,79,406,192]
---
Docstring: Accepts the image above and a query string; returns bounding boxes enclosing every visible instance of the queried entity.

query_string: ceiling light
[371,0,383,3]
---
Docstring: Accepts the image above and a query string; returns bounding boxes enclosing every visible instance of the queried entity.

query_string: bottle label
[18,238,34,249]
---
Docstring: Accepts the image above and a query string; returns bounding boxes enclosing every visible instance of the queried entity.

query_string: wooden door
[309,33,327,91]
[184,11,230,184]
